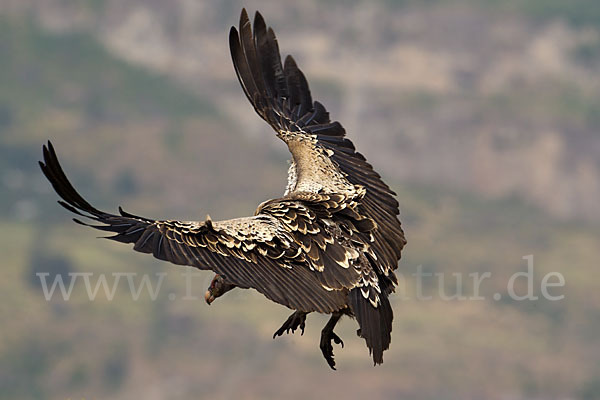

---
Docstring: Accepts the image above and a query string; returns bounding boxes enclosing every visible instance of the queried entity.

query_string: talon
[273,311,307,339]
[320,330,344,370]
[319,312,344,370]
[332,332,344,348]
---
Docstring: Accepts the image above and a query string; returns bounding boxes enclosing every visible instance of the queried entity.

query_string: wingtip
[42,140,59,168]
[284,55,297,69]
[239,8,264,28]
[240,7,250,28]
[42,142,50,161]
[254,10,265,27]
[118,206,130,217]
[46,140,56,157]
[73,218,87,226]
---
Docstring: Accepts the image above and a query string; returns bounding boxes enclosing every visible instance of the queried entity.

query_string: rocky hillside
[0,3,599,399]
[2,0,599,221]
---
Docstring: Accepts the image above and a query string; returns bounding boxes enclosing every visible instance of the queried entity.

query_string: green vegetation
[0,17,220,220]
[1,4,599,399]
[478,82,600,128]
[382,0,600,29]
[0,17,216,147]
[499,0,600,29]
[2,179,598,399]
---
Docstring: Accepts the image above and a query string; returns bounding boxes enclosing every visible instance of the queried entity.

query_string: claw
[320,330,344,370]
[319,312,344,370]
[273,311,307,339]
[332,332,344,348]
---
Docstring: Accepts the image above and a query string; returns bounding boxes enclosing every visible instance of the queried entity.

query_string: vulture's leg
[204,274,236,305]
[320,311,344,370]
[273,311,308,338]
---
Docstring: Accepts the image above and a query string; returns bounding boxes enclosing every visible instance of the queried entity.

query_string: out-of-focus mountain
[2,0,599,221]
[1,2,599,400]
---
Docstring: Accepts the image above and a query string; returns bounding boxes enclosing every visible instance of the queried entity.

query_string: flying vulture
[40,9,406,369]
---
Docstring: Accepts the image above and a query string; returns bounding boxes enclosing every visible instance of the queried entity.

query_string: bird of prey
[40,9,406,369]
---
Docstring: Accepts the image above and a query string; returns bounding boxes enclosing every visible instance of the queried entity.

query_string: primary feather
[40,9,406,367]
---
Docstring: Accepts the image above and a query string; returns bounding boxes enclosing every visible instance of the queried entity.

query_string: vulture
[39,9,406,369]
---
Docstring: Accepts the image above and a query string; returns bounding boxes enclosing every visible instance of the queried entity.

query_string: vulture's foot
[273,311,307,338]
[204,274,235,305]
[320,312,344,370]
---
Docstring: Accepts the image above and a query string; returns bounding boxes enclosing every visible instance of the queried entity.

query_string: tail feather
[349,288,393,365]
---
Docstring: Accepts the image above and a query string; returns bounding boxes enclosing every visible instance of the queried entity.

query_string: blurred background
[1,0,599,399]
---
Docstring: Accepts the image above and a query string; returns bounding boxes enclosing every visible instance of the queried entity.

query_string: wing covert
[40,141,357,313]
[230,10,406,275]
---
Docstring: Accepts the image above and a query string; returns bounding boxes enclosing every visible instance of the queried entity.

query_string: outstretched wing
[230,10,406,276]
[39,141,350,313]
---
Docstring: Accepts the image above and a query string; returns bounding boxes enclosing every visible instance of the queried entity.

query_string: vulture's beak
[205,274,235,305]
[204,289,216,305]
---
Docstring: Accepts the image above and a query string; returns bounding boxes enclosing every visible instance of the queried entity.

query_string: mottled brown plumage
[39,9,406,369]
